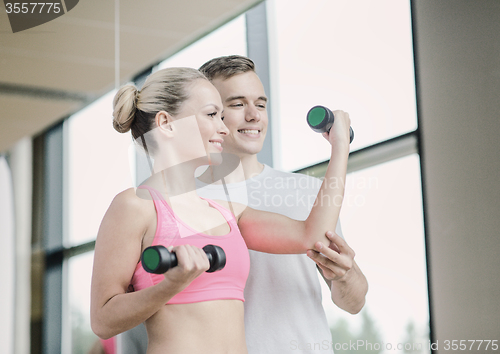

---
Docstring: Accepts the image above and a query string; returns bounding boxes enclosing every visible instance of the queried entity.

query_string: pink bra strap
[137,185,175,215]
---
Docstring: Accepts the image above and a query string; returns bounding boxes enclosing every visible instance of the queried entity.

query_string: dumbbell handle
[306,105,354,143]
[141,245,226,274]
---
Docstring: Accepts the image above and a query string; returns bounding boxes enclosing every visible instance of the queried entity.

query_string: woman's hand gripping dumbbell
[141,245,226,274]
[306,105,354,143]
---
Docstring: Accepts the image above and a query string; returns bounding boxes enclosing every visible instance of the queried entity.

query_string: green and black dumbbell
[141,245,226,274]
[306,105,354,143]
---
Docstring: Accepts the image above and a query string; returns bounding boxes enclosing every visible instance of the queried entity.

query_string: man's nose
[246,105,260,122]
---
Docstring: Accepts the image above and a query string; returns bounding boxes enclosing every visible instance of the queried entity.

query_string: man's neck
[239,154,265,180]
[198,154,264,184]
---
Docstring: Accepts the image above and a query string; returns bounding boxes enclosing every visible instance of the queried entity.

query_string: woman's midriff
[144,299,247,354]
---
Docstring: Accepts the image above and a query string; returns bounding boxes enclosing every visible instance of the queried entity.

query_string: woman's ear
[155,111,174,134]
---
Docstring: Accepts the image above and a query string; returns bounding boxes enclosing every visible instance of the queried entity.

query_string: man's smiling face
[211,71,268,157]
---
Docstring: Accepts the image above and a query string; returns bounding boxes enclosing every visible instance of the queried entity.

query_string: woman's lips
[209,140,223,151]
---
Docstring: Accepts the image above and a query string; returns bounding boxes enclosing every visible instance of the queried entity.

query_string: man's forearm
[329,261,368,314]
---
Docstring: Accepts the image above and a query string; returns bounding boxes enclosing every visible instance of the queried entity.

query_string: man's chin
[233,141,265,156]
[245,145,264,156]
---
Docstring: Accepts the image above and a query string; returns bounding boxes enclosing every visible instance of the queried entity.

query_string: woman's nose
[218,120,229,135]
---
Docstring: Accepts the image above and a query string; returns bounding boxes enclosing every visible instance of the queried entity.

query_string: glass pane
[319,154,430,353]
[156,15,247,70]
[269,0,418,171]
[67,90,135,246]
[66,251,98,354]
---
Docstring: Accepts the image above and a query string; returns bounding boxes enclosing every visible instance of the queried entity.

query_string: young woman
[90,67,351,354]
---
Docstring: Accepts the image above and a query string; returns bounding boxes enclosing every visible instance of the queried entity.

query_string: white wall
[413,0,500,349]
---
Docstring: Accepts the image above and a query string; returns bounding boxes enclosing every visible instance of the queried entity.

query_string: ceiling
[0,0,261,153]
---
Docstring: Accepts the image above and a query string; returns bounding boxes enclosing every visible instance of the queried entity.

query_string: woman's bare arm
[233,110,351,254]
[90,188,208,339]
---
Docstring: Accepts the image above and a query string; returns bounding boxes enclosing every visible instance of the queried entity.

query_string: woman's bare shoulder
[109,187,155,219]
[97,188,156,243]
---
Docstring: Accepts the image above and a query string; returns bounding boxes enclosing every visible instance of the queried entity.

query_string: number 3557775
[5,3,62,14]
[443,340,498,351]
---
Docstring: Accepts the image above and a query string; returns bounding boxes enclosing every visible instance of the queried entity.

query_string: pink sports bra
[130,185,250,304]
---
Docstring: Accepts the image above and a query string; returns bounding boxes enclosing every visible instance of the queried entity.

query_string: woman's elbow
[91,323,115,340]
[91,312,115,340]
[303,226,323,251]
[303,237,315,252]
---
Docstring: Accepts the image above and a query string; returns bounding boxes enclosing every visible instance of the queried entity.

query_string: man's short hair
[199,55,255,81]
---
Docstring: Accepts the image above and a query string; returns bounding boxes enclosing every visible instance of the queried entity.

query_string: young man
[196,55,368,353]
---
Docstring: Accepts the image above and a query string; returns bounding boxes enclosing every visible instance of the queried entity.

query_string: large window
[321,155,429,353]
[269,0,417,172]
[66,252,96,354]
[267,0,430,352]
[64,91,134,353]
[67,91,134,247]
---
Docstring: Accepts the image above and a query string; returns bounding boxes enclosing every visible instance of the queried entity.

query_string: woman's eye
[208,112,217,117]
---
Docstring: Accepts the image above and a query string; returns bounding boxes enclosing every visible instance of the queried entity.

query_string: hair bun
[112,84,139,133]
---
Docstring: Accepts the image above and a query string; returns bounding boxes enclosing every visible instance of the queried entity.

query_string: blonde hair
[112,67,207,143]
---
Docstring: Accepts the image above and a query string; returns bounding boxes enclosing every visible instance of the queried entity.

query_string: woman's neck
[149,160,199,199]
[198,154,264,185]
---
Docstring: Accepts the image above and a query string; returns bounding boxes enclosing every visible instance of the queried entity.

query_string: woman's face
[172,79,228,165]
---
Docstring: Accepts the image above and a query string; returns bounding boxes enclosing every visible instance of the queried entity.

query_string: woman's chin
[207,152,223,166]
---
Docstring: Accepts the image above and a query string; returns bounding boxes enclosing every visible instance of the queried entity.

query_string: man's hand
[307,231,354,282]
[307,230,368,314]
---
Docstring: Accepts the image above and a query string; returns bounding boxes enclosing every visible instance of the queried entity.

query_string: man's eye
[230,103,243,107]
[221,116,224,121]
